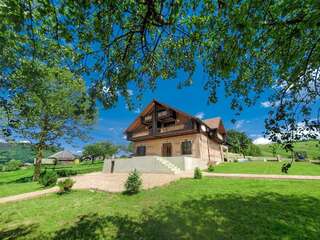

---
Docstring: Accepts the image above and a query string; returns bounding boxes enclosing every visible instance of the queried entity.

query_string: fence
[226,152,291,162]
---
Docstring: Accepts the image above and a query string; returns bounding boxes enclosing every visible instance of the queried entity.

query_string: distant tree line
[227,130,261,157]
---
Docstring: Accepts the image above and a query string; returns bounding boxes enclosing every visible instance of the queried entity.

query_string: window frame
[136,146,146,156]
[181,140,192,155]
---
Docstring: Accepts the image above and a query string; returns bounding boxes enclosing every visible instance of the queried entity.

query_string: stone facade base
[103,156,207,174]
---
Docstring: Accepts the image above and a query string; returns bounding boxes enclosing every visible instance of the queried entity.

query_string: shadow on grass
[0,219,38,240]
[32,192,320,240]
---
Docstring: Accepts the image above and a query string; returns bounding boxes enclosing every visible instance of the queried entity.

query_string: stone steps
[157,157,182,174]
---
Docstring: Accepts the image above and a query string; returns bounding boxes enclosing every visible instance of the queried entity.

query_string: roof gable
[125,99,195,132]
[125,99,225,134]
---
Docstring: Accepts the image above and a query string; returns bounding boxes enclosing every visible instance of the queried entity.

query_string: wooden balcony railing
[132,130,150,138]
[159,124,185,133]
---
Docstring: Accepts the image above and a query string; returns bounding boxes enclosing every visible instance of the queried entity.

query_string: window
[181,141,192,155]
[136,146,146,156]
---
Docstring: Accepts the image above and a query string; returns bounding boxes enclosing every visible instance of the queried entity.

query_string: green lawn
[214,161,320,175]
[257,140,320,159]
[1,178,320,239]
[0,162,103,197]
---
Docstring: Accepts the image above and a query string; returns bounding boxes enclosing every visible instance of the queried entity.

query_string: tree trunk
[33,146,43,181]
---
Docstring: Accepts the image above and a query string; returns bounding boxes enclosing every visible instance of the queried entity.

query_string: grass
[257,140,320,159]
[1,177,320,239]
[213,161,320,175]
[0,162,103,197]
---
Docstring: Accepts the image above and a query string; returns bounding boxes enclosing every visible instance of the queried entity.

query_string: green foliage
[0,142,58,164]
[56,169,77,177]
[281,163,292,174]
[39,170,58,187]
[247,144,262,157]
[4,62,96,180]
[1,0,319,144]
[124,169,142,195]
[227,130,261,157]
[1,159,22,172]
[207,165,215,172]
[194,167,202,179]
[127,142,134,153]
[58,178,75,194]
[83,142,118,162]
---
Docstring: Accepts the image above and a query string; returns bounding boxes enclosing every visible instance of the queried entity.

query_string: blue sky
[66,68,273,152]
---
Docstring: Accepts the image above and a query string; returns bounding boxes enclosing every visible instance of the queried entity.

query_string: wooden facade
[125,100,227,164]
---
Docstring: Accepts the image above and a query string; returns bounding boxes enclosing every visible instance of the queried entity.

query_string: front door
[162,143,172,157]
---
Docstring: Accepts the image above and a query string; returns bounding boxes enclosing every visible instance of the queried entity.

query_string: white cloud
[127,89,133,96]
[19,140,31,144]
[261,101,280,108]
[195,112,205,119]
[253,137,271,145]
[235,120,245,129]
[134,108,141,114]
[0,138,7,143]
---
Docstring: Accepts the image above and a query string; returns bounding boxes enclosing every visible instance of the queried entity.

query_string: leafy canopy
[227,130,261,157]
[83,141,118,161]
[0,0,319,144]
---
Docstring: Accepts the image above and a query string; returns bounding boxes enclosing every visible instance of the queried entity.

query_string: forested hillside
[0,143,57,164]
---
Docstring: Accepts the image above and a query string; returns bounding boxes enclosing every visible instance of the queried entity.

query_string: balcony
[132,130,150,138]
[159,124,184,133]
[128,120,195,140]
[157,110,175,122]
[141,115,152,125]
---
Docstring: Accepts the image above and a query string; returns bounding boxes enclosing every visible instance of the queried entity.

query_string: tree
[226,130,261,157]
[6,62,95,180]
[82,141,118,163]
[270,144,281,157]
[127,142,134,153]
[1,1,319,147]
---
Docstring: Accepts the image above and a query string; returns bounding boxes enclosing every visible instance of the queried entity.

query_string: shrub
[39,170,58,187]
[124,169,142,195]
[207,164,215,172]
[281,162,292,174]
[58,178,75,193]
[56,169,77,177]
[194,167,202,179]
[3,160,22,171]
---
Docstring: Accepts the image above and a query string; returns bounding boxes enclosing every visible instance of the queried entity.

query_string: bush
[58,178,75,193]
[39,170,58,187]
[56,169,77,177]
[194,167,202,179]
[207,164,215,172]
[124,169,142,195]
[2,160,22,171]
[281,162,292,174]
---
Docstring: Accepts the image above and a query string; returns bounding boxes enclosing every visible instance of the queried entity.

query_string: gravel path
[0,187,59,204]
[1,171,320,204]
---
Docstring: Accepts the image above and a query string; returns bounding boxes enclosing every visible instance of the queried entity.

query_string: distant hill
[256,140,320,160]
[0,143,58,164]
